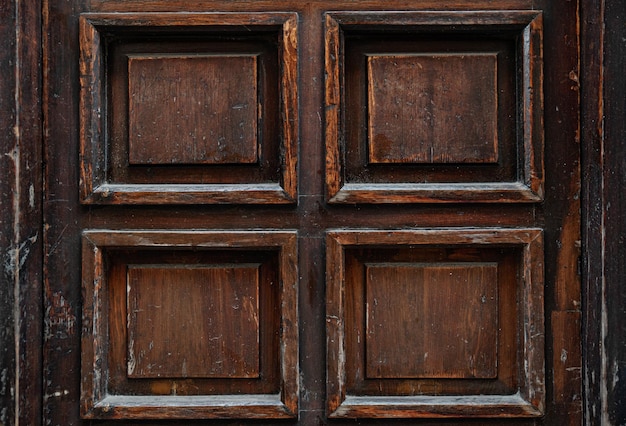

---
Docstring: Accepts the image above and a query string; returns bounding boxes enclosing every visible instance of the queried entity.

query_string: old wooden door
[42,0,581,424]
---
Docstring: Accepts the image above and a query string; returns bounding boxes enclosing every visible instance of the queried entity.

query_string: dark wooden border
[79,12,298,205]
[326,228,544,418]
[0,0,43,424]
[2,0,625,423]
[324,11,544,204]
[81,230,298,419]
[581,0,626,423]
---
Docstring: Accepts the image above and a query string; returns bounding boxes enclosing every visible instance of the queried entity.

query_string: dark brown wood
[127,265,261,378]
[128,54,259,165]
[81,230,298,419]
[599,0,626,417]
[580,1,605,423]
[364,263,498,379]
[541,0,584,424]
[582,0,626,423]
[0,3,18,423]
[325,10,544,204]
[367,54,498,164]
[0,0,43,424]
[326,228,544,418]
[28,0,587,424]
[79,12,299,204]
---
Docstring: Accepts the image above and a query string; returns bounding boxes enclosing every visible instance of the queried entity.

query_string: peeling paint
[44,293,76,340]
[127,339,136,376]
[28,184,34,209]
[4,234,38,275]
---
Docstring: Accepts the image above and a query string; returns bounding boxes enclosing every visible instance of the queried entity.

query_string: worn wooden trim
[325,10,543,28]
[521,12,545,197]
[0,0,43,423]
[324,13,343,200]
[331,394,542,418]
[81,230,298,419]
[326,228,544,418]
[581,0,626,422]
[324,10,544,204]
[90,395,293,420]
[329,182,543,204]
[87,183,294,204]
[580,0,605,423]
[79,12,299,205]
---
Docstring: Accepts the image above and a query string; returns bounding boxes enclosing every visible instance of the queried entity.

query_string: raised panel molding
[367,53,499,164]
[127,54,259,165]
[364,262,499,379]
[79,12,298,204]
[81,230,298,419]
[325,11,544,203]
[127,264,261,379]
[326,228,544,418]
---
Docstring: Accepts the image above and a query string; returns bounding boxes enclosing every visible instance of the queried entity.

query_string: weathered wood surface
[80,230,298,419]
[325,10,544,204]
[79,12,298,205]
[0,0,42,424]
[27,0,587,424]
[326,228,545,418]
[582,0,626,424]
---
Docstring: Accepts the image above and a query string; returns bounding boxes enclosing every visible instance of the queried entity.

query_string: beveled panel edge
[329,394,543,419]
[80,229,298,419]
[324,10,544,204]
[91,395,292,420]
[328,182,543,204]
[324,10,542,28]
[325,227,544,418]
[78,12,298,205]
[85,183,294,205]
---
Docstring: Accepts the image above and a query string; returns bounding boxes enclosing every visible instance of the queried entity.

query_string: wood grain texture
[128,54,259,165]
[367,54,498,164]
[79,12,298,204]
[540,0,583,423]
[365,263,498,379]
[0,0,43,424]
[326,228,544,418]
[127,265,261,378]
[81,230,298,419]
[37,1,584,424]
[324,10,544,204]
[582,0,626,422]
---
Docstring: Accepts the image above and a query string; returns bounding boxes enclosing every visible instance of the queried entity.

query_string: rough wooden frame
[326,228,544,418]
[324,11,544,203]
[81,230,298,419]
[79,12,298,204]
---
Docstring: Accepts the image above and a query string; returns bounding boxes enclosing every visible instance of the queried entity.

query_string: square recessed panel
[127,265,260,379]
[326,228,544,418]
[128,55,259,165]
[367,54,498,164]
[81,230,298,420]
[79,12,298,204]
[365,263,498,379]
[325,11,544,203]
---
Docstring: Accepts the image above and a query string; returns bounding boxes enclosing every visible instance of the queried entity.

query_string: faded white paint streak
[12,4,22,421]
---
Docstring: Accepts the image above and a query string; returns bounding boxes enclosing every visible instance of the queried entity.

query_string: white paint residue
[127,339,136,375]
